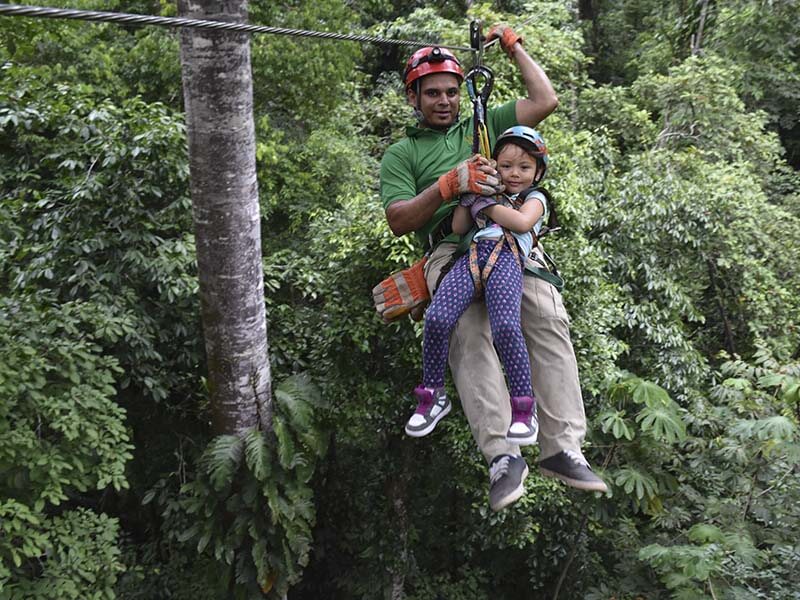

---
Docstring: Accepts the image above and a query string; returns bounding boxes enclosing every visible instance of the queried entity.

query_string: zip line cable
[0,3,473,52]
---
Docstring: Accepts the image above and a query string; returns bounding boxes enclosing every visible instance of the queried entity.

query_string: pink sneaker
[506,395,538,445]
[404,385,451,437]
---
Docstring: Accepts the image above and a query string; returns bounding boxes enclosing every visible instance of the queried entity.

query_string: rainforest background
[1,0,799,598]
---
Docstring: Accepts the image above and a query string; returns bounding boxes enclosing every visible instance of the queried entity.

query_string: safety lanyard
[466,20,493,158]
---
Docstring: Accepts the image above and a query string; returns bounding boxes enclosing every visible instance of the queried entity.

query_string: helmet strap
[410,80,424,122]
[534,160,546,184]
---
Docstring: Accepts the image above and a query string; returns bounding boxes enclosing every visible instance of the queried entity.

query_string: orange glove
[372,257,431,323]
[486,24,523,58]
[437,155,504,201]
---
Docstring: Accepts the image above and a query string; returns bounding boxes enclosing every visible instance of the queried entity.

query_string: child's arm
[451,204,473,235]
[482,197,544,234]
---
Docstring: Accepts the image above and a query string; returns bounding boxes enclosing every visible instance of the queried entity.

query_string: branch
[655,125,700,148]
[755,464,796,499]
[552,443,617,600]
[708,579,719,600]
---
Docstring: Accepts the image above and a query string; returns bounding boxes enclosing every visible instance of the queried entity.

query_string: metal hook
[470,19,484,67]
[465,65,494,105]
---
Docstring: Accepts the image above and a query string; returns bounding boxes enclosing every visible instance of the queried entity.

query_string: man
[380,26,608,512]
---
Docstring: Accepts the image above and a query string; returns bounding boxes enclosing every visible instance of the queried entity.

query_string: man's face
[407,73,461,129]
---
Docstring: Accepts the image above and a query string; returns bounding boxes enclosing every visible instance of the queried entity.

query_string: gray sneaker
[405,385,451,437]
[538,450,608,493]
[488,454,529,512]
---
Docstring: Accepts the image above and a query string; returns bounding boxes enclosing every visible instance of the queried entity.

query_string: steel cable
[0,3,473,52]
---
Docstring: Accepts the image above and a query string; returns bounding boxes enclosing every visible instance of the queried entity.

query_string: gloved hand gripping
[437,155,503,200]
[486,25,523,58]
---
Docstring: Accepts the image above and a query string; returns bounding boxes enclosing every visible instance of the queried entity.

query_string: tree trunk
[691,0,710,56]
[178,0,272,435]
[706,258,736,355]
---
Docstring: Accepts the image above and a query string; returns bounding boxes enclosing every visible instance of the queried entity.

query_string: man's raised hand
[486,24,523,58]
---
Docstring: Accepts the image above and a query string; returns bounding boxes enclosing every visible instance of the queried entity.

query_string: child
[405,126,551,446]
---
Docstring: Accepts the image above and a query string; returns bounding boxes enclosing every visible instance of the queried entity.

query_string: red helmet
[403,47,464,90]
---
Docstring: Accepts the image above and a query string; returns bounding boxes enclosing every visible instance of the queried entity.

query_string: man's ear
[406,88,417,108]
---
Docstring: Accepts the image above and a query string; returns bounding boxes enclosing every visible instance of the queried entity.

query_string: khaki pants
[424,242,586,464]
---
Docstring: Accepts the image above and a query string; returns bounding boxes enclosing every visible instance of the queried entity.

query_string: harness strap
[468,241,481,293]
[426,211,455,252]
[524,248,565,291]
[469,229,523,297]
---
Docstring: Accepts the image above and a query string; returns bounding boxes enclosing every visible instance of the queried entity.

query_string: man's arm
[488,25,559,127]
[385,183,444,237]
[513,43,559,127]
[384,155,502,237]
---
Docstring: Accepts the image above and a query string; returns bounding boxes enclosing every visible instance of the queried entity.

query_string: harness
[429,184,563,292]
[468,189,537,296]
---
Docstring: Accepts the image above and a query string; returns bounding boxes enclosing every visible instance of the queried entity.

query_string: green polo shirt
[380,100,519,246]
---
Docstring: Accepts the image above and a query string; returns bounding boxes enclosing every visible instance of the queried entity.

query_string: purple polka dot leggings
[423,239,533,397]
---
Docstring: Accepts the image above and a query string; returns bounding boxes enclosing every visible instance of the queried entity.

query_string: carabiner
[466,66,494,156]
[465,65,494,107]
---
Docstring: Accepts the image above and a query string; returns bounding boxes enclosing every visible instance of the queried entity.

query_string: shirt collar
[406,114,467,138]
[406,124,447,138]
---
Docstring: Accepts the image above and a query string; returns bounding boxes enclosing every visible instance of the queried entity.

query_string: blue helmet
[493,126,548,184]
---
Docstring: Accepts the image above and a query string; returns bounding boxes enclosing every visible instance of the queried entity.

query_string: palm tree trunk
[178,0,272,435]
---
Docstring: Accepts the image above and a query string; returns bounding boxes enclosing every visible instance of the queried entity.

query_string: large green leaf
[636,404,687,443]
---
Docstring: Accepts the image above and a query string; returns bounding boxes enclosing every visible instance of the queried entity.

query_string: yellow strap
[478,123,491,158]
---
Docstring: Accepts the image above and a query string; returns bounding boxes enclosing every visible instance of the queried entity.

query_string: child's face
[495,144,539,194]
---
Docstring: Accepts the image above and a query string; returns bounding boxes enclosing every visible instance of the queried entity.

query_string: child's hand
[458,194,479,207]
[470,197,499,221]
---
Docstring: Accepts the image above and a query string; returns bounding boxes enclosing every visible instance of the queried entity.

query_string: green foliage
[584,0,703,81]
[0,61,202,403]
[249,0,364,129]
[577,85,659,155]
[596,375,686,514]
[632,350,800,599]
[1,41,200,600]
[163,375,328,599]
[0,298,132,503]
[0,508,124,599]
[0,1,183,108]
[598,140,800,389]
[251,4,800,598]
[0,297,131,597]
[704,0,800,160]
[582,0,800,165]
